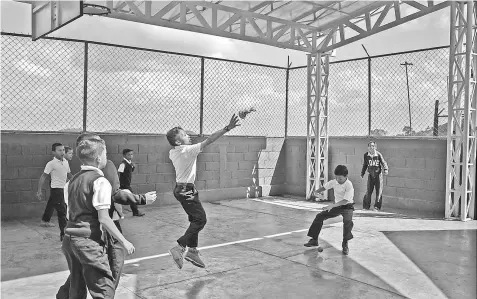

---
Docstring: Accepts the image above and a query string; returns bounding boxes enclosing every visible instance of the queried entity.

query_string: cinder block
[197,153,219,162]
[156,163,175,174]
[138,164,156,174]
[338,147,355,155]
[206,162,220,171]
[195,180,206,190]
[231,170,250,179]
[238,161,255,170]
[6,179,31,191]
[22,144,47,155]
[156,182,174,193]
[206,180,220,190]
[258,159,278,169]
[404,178,428,190]
[1,191,19,204]
[135,154,148,164]
[224,179,239,188]
[145,174,162,184]
[118,144,139,154]
[346,155,362,165]
[257,168,275,177]
[244,152,259,161]
[387,157,406,168]
[387,177,406,188]
[196,162,206,171]
[147,154,163,163]
[226,161,239,171]
[226,153,243,162]
[1,167,19,179]
[6,156,33,167]
[132,174,147,184]
[18,167,44,179]
[267,152,281,161]
[405,158,425,169]
[425,158,445,171]
[136,184,155,194]
[6,144,22,155]
[330,154,347,164]
[221,171,232,180]
[432,147,447,158]
[197,171,219,181]
[17,190,36,203]
[248,144,264,152]
[234,145,249,153]
[427,179,446,192]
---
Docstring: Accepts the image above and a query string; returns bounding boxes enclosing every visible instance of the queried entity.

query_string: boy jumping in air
[304,165,354,255]
[361,141,389,211]
[167,114,240,269]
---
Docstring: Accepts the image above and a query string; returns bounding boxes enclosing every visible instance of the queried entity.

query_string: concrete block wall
[1,132,286,220]
[284,137,447,216]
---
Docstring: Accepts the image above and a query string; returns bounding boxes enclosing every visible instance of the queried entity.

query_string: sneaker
[342,241,349,255]
[373,207,380,212]
[133,212,145,217]
[60,233,65,242]
[169,245,185,269]
[304,238,319,247]
[184,248,206,268]
[40,221,55,227]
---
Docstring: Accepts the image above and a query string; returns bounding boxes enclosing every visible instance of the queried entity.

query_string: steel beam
[445,0,477,221]
[306,53,329,200]
[315,1,451,53]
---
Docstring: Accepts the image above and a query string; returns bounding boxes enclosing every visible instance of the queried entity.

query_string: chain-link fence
[288,46,449,137]
[1,33,450,138]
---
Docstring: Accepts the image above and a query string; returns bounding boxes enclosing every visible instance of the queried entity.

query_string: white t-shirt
[169,144,202,184]
[324,179,354,204]
[44,157,70,188]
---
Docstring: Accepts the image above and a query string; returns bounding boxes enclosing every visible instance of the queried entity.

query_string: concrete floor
[1,196,476,299]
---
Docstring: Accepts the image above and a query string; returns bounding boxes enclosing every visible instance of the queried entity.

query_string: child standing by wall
[360,141,389,211]
[118,149,144,217]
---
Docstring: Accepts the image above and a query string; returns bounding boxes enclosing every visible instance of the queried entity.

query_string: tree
[370,128,388,136]
[402,126,416,136]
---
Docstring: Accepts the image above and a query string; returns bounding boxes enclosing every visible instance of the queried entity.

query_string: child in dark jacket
[361,141,389,211]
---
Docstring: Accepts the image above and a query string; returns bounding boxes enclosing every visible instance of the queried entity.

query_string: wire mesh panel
[87,44,201,134]
[371,48,449,137]
[287,67,307,136]
[328,59,369,136]
[203,60,286,137]
[1,35,84,131]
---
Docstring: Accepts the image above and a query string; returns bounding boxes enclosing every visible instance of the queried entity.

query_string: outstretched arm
[112,189,156,205]
[200,114,240,151]
[379,153,389,175]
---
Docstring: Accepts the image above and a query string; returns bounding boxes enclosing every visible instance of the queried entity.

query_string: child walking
[304,165,355,255]
[360,141,389,211]
[118,149,144,217]
[37,143,71,240]
[60,138,135,298]
[167,114,240,269]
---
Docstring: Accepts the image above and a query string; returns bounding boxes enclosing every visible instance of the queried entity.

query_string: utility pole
[401,61,413,134]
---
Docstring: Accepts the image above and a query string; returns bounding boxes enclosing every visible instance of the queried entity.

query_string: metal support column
[306,53,329,200]
[445,0,477,220]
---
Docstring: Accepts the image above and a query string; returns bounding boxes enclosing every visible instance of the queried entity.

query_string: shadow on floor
[382,229,477,299]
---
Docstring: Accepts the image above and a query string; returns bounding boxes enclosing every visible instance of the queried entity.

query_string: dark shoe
[304,238,319,247]
[169,245,185,269]
[373,207,380,212]
[185,248,206,268]
[342,241,349,255]
[133,212,145,217]
[60,233,64,242]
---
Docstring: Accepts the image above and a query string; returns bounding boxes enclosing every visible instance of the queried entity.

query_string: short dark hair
[166,126,183,146]
[334,165,348,177]
[52,143,63,151]
[368,141,376,147]
[77,139,106,164]
[64,146,73,153]
[76,132,101,147]
[122,149,133,155]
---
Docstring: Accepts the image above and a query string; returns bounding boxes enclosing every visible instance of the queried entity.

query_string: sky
[0,1,452,136]
[1,1,450,66]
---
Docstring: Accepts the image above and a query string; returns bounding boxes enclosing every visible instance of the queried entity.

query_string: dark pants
[122,187,140,215]
[57,221,125,299]
[307,204,354,242]
[174,183,207,248]
[59,235,115,299]
[363,173,384,210]
[41,188,67,235]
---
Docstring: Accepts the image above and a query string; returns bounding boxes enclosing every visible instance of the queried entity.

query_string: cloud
[14,59,52,77]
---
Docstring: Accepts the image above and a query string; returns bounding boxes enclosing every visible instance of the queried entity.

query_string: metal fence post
[368,57,372,136]
[200,57,205,136]
[285,56,290,137]
[83,42,89,132]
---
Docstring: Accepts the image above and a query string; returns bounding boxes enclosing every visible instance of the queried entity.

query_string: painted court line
[248,198,322,211]
[125,229,306,265]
